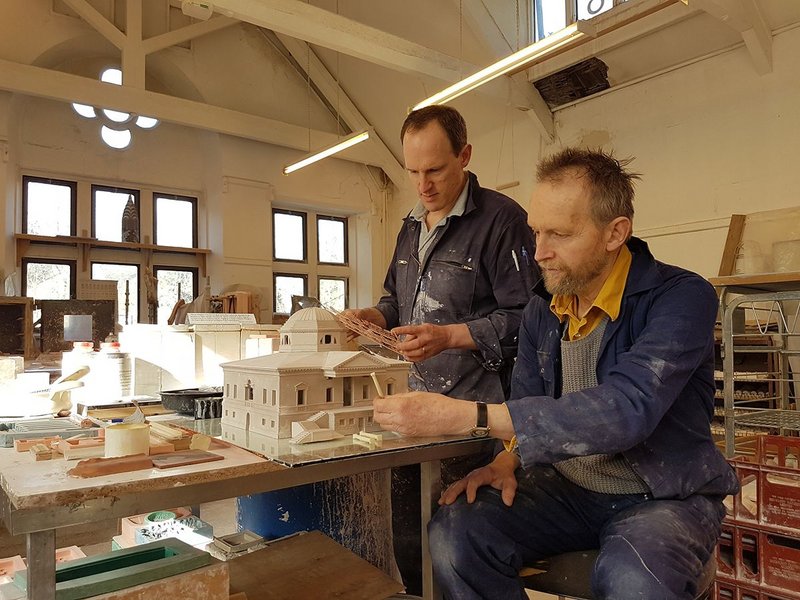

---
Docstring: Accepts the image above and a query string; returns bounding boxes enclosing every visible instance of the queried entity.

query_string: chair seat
[521,550,716,600]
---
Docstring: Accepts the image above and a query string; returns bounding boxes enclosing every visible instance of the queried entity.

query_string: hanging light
[412,22,592,111]
[283,130,371,175]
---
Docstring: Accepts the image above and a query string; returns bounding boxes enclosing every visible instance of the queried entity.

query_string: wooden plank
[151,450,224,469]
[227,531,403,600]
[709,272,800,291]
[68,454,154,478]
[718,213,746,276]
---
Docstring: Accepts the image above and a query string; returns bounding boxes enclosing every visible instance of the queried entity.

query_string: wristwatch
[470,401,491,438]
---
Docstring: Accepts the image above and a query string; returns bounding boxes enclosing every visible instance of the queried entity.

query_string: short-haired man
[374,148,739,599]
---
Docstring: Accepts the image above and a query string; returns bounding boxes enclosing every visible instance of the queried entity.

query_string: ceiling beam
[209,0,466,82]
[272,32,407,188]
[142,16,239,55]
[526,0,695,82]
[60,0,126,49]
[691,0,771,74]
[0,57,386,170]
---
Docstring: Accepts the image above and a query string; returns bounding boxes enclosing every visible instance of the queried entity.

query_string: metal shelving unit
[720,289,800,457]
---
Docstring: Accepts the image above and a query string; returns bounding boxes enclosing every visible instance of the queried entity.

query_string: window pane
[155,196,195,248]
[274,211,305,261]
[577,0,613,20]
[155,269,195,324]
[92,263,138,325]
[319,278,347,312]
[25,180,73,236]
[25,262,71,299]
[318,217,347,264]
[275,275,306,314]
[534,0,567,40]
[94,189,138,243]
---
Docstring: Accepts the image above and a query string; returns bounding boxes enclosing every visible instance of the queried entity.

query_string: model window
[245,380,254,401]
[326,388,333,403]
[91,262,139,325]
[234,385,238,398]
[272,390,277,406]
[22,259,75,299]
[262,389,267,404]
[22,176,76,236]
[387,383,395,395]
[154,193,197,248]
[362,384,369,400]
[297,389,305,405]
[92,185,140,243]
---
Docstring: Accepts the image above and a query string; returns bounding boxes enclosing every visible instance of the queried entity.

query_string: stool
[521,550,716,600]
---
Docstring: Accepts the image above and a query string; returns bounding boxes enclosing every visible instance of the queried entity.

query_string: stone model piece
[220,307,409,443]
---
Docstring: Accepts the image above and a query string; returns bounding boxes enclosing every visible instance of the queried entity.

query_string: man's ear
[605,216,632,251]
[459,144,473,168]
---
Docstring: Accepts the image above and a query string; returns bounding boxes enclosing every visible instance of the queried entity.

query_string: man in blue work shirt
[374,147,739,599]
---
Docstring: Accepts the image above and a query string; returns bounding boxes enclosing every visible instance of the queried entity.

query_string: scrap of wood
[190,434,212,451]
[148,437,175,455]
[151,450,224,469]
[29,443,53,461]
[718,213,746,276]
[14,436,61,452]
[369,372,385,397]
[149,422,192,450]
[352,431,382,448]
[68,454,154,478]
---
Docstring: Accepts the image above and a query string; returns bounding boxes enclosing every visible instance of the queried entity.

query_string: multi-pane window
[534,0,627,41]
[91,262,139,326]
[274,274,307,315]
[22,259,75,299]
[154,193,197,248]
[272,208,350,316]
[154,266,197,324]
[273,210,306,262]
[92,185,140,243]
[22,176,76,236]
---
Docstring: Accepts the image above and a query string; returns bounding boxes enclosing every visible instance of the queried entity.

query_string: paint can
[105,423,150,458]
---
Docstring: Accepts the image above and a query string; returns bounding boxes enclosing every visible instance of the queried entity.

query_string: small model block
[148,422,193,450]
[0,555,26,585]
[55,546,86,563]
[29,443,52,461]
[59,438,105,460]
[352,431,383,449]
[14,436,61,452]
[213,531,263,555]
[150,450,223,469]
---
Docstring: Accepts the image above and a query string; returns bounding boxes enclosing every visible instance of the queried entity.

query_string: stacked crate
[716,435,800,599]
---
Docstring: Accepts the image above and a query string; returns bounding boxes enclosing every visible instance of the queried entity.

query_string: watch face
[470,427,490,438]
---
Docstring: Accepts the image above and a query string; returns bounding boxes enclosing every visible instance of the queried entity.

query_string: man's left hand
[373,392,474,437]
[392,323,452,362]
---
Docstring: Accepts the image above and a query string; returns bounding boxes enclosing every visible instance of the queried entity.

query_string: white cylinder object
[105,423,150,458]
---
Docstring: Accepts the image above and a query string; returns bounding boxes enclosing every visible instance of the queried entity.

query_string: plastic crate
[714,577,761,600]
[761,530,800,592]
[728,436,800,532]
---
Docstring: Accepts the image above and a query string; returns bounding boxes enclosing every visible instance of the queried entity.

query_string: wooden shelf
[14,234,210,277]
[709,272,800,293]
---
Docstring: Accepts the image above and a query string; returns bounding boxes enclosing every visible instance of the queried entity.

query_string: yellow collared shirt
[549,245,632,341]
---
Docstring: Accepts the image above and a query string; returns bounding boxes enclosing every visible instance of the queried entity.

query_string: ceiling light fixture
[283,129,371,175]
[412,21,593,111]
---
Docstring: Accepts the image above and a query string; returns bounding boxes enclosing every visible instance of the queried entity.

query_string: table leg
[26,529,56,600]
[420,459,442,600]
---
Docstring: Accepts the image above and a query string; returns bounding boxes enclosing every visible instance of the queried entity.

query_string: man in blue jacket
[374,148,739,599]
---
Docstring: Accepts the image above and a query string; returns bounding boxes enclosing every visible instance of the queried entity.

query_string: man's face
[529,172,613,297]
[402,121,471,215]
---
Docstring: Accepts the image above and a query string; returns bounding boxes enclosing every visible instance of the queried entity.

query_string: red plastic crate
[760,530,800,593]
[714,578,760,600]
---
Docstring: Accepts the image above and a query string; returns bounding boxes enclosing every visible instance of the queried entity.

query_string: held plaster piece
[221,307,409,441]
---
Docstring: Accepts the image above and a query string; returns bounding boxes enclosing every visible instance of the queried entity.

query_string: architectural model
[220,307,409,443]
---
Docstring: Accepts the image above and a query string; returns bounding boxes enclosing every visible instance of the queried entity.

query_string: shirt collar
[550,244,632,322]
[410,172,470,224]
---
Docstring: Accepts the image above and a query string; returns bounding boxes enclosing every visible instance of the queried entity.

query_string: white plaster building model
[220,307,409,443]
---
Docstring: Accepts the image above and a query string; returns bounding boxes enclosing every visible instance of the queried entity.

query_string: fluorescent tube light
[283,130,371,175]
[413,22,592,110]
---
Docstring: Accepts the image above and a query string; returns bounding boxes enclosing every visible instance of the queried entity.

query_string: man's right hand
[340,307,388,341]
[439,450,520,507]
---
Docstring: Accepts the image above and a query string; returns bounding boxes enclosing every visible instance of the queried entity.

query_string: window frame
[22,175,77,236]
[533,0,627,41]
[153,192,198,248]
[318,276,349,311]
[90,260,141,325]
[91,184,141,242]
[316,214,349,266]
[273,272,308,316]
[272,208,308,263]
[21,257,77,298]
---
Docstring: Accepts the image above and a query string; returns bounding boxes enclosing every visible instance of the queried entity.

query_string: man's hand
[393,322,476,362]
[340,307,387,341]
[373,392,475,437]
[439,451,520,507]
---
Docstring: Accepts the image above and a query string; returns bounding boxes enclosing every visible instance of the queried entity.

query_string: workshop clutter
[715,435,800,599]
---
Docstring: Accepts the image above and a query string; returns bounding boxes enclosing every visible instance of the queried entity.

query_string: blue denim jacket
[376,172,537,402]
[507,237,739,500]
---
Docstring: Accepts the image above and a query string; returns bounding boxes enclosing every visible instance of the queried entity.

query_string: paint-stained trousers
[428,464,725,600]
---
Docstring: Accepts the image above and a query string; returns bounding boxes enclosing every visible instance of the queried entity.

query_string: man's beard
[540,253,608,297]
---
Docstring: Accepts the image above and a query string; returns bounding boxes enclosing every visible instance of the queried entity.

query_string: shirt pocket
[425,256,477,319]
